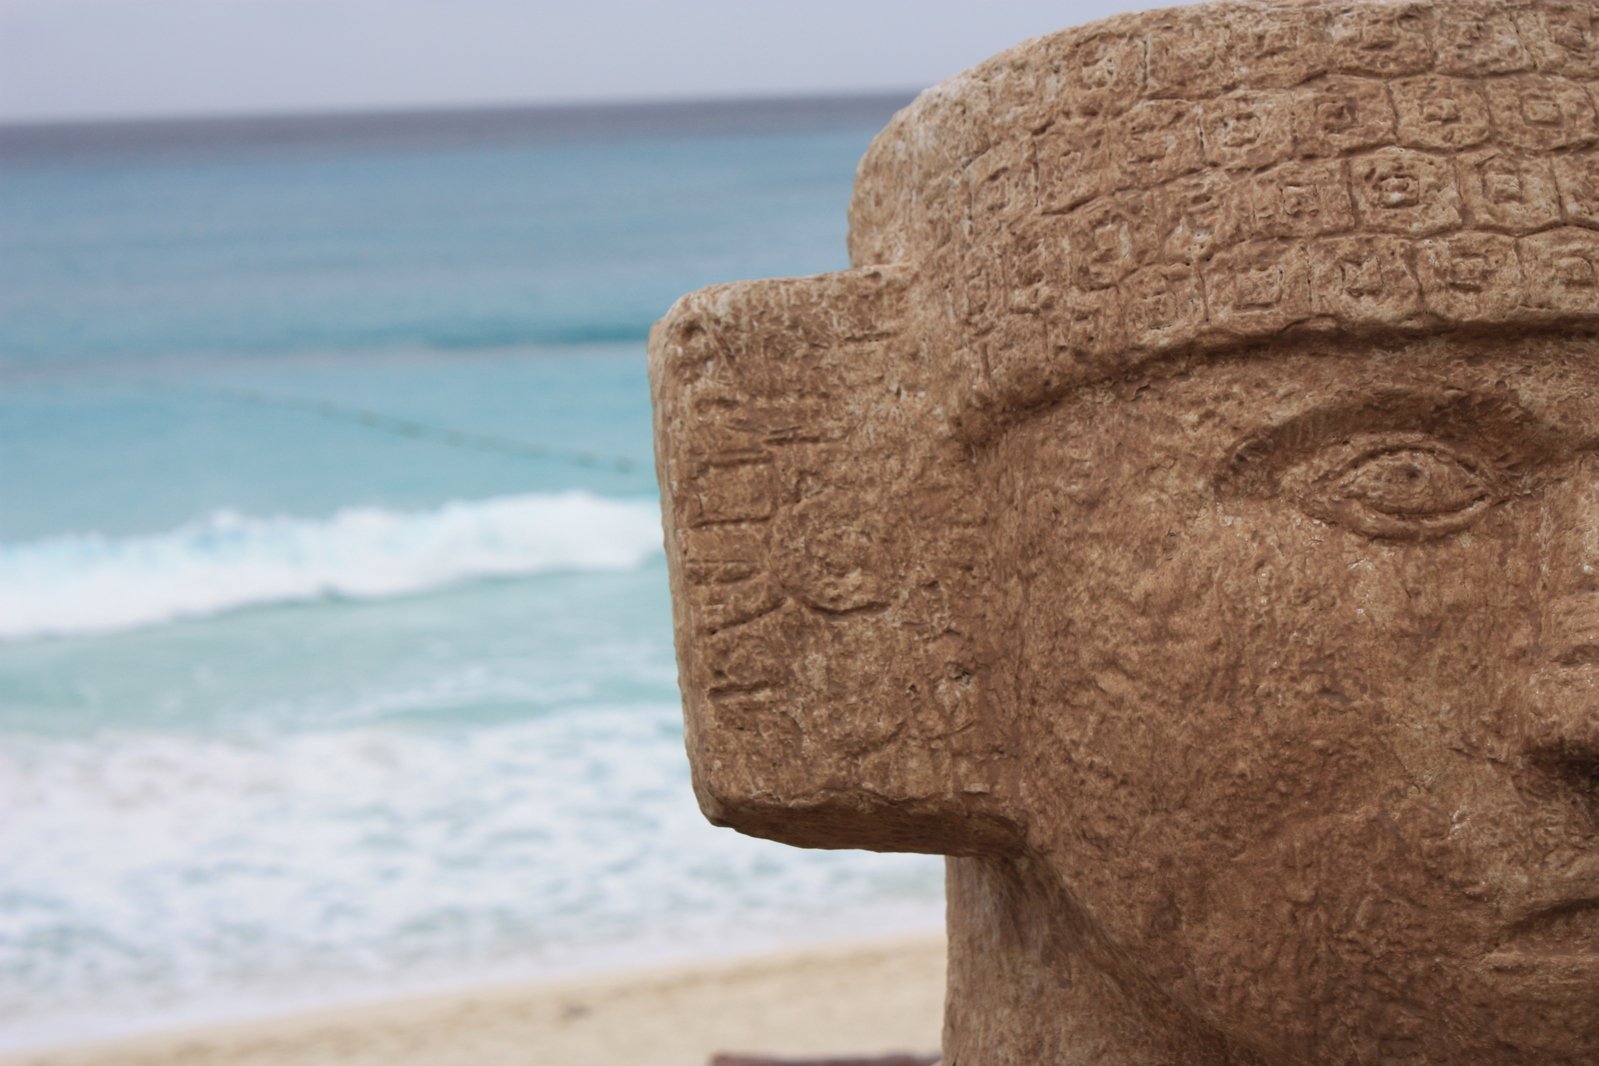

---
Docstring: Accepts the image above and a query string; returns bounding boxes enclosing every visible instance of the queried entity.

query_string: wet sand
[3,934,946,1066]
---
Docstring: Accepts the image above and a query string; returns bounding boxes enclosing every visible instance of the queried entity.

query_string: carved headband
[852,0,1599,435]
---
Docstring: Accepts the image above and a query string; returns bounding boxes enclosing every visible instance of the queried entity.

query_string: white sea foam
[0,702,943,1050]
[0,492,664,641]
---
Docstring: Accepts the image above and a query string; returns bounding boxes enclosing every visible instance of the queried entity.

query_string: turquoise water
[0,98,942,1049]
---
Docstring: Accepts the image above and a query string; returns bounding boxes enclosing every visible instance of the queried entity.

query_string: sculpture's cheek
[1180,804,1494,1061]
[1186,791,1599,1061]
[1016,438,1566,1054]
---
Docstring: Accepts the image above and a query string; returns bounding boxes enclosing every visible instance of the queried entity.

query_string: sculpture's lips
[1486,875,1599,971]
[1482,912,1599,989]
[1499,898,1599,954]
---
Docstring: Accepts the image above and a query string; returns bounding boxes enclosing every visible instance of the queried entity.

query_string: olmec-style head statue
[648,1,1599,1061]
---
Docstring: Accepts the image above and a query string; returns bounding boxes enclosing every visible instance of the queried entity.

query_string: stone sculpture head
[649,1,1599,1061]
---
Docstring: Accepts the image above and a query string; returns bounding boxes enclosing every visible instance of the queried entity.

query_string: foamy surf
[0,492,664,641]
[0,703,942,1052]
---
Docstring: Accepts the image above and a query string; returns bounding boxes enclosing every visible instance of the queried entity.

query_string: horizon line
[0,87,924,135]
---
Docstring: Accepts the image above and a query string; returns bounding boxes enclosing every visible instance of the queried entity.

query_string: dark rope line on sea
[204,386,640,474]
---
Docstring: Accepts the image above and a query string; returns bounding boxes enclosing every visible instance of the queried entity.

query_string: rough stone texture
[649,1,1599,1062]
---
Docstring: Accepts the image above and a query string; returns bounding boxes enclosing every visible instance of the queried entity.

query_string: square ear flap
[650,267,1020,856]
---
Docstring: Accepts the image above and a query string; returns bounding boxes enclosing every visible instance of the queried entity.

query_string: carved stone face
[995,332,1599,1060]
[652,1,1599,1059]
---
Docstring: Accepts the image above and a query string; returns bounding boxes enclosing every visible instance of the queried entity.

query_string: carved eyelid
[1216,389,1569,500]
[1328,444,1489,517]
[1292,437,1496,539]
[1213,389,1591,542]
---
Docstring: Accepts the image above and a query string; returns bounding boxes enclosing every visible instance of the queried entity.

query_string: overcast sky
[0,0,1196,122]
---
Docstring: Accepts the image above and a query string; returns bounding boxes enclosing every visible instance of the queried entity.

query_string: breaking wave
[0,492,663,641]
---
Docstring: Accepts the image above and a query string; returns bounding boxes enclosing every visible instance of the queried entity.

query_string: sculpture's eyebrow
[1218,387,1577,493]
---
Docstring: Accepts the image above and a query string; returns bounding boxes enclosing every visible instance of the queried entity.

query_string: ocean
[0,94,944,1051]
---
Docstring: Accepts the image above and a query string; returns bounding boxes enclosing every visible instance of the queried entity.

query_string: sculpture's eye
[1290,438,1494,540]
[1337,446,1487,517]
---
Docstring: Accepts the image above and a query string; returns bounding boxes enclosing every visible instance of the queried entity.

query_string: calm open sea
[0,95,942,1051]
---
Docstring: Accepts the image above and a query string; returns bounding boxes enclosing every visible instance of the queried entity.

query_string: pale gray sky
[0,0,1194,122]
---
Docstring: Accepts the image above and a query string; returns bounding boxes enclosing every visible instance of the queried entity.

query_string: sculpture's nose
[1525,457,1599,812]
[1538,456,1599,670]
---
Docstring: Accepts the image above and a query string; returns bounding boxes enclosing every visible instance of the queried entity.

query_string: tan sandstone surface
[0,936,945,1066]
[650,1,1599,1062]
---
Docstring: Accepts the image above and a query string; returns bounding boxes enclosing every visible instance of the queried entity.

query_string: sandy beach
[3,934,946,1066]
